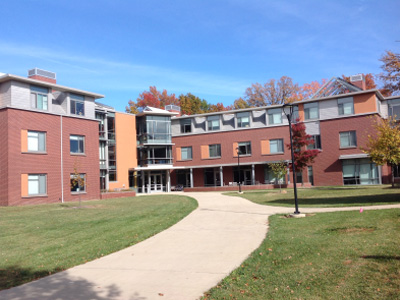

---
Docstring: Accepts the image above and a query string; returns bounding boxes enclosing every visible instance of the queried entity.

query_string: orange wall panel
[233,142,238,157]
[21,129,27,152]
[21,174,28,197]
[261,140,270,155]
[176,147,181,161]
[354,93,377,114]
[298,104,304,121]
[201,145,209,159]
[109,112,136,190]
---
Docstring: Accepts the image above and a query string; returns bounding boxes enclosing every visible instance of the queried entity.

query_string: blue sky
[0,0,399,111]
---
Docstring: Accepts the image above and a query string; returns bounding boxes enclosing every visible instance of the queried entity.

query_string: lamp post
[236,147,242,193]
[282,103,300,214]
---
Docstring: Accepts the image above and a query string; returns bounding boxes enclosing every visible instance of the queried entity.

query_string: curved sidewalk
[1,192,399,300]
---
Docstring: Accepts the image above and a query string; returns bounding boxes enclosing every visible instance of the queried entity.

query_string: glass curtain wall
[342,158,379,185]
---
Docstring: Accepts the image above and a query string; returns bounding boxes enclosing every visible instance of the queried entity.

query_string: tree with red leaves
[287,121,320,172]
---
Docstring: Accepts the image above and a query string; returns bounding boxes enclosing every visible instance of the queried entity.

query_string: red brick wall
[172,115,380,187]
[313,115,377,186]
[0,109,9,206]
[5,108,99,206]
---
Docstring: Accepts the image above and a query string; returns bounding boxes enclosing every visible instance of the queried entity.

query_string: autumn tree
[70,161,86,207]
[126,86,178,114]
[208,102,227,112]
[362,117,400,187]
[179,93,204,115]
[286,121,320,173]
[269,160,288,192]
[232,97,250,110]
[244,76,300,107]
[379,50,400,96]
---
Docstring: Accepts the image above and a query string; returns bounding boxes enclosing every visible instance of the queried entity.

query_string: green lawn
[225,185,400,207]
[203,209,400,300]
[0,195,197,290]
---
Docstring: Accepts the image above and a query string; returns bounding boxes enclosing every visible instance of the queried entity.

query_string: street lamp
[282,103,300,214]
[236,147,242,193]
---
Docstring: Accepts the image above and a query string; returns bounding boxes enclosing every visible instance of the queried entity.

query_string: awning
[339,153,369,160]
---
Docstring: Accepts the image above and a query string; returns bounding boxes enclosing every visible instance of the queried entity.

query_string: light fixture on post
[282,103,300,215]
[236,147,242,193]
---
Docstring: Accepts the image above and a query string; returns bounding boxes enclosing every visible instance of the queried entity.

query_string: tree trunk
[391,165,395,188]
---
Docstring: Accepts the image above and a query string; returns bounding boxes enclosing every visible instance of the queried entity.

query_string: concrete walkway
[1,192,400,300]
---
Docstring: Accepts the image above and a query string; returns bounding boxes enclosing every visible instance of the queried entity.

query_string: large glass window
[181,146,192,160]
[141,116,171,144]
[70,94,85,116]
[31,85,48,110]
[207,115,220,131]
[338,97,354,115]
[237,112,250,128]
[28,174,47,195]
[180,119,191,133]
[209,144,221,158]
[270,139,284,153]
[264,165,285,184]
[28,131,46,152]
[342,159,379,185]
[237,141,251,155]
[340,131,357,148]
[138,146,173,166]
[307,135,321,150]
[70,135,85,154]
[70,173,86,192]
[304,102,319,120]
[388,99,400,120]
[268,108,282,125]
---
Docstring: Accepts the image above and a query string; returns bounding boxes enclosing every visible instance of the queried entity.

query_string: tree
[342,73,392,97]
[269,160,288,192]
[208,102,227,113]
[244,76,300,107]
[286,120,320,173]
[362,117,400,188]
[125,86,178,113]
[379,50,400,96]
[179,93,206,115]
[232,97,250,110]
[70,161,86,207]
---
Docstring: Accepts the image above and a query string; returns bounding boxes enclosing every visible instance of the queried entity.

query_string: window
[27,131,46,152]
[264,166,285,184]
[209,144,221,158]
[307,135,321,150]
[70,135,85,154]
[31,85,48,110]
[304,102,319,120]
[308,166,314,185]
[70,94,85,116]
[180,119,191,133]
[342,158,379,185]
[181,146,193,160]
[268,108,282,125]
[270,139,284,153]
[237,112,250,128]
[291,106,299,122]
[70,173,86,192]
[340,131,357,148]
[28,174,47,195]
[338,97,354,115]
[237,141,251,155]
[207,115,220,131]
[388,99,400,120]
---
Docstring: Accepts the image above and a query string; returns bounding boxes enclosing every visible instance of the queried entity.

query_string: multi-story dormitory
[0,70,399,206]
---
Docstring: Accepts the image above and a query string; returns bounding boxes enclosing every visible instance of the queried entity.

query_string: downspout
[60,115,64,203]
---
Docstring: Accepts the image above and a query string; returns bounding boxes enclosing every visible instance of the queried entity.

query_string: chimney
[165,104,181,116]
[28,68,57,84]
[350,74,365,90]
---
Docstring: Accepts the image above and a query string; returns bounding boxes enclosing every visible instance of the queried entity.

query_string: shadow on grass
[0,266,149,300]
[361,255,400,261]
[266,194,400,206]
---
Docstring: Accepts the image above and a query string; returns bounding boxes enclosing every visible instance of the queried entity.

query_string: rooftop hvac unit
[350,74,363,82]
[28,68,56,80]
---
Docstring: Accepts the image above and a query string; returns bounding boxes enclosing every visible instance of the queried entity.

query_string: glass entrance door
[150,174,163,192]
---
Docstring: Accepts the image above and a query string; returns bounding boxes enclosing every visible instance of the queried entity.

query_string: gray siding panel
[51,90,67,114]
[171,119,180,135]
[85,97,95,119]
[10,81,30,109]
[380,100,388,118]
[222,114,235,130]
[0,81,11,107]
[252,110,266,127]
[320,99,338,120]
[194,117,206,133]
[305,121,320,135]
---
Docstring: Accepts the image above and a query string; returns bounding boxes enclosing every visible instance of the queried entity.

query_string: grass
[225,185,400,207]
[0,195,197,290]
[203,209,400,300]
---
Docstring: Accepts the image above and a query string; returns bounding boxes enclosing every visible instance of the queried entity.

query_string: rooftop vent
[350,74,363,83]
[165,105,181,112]
[28,68,57,84]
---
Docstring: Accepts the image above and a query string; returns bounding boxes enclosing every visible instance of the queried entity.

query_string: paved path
[1,192,400,300]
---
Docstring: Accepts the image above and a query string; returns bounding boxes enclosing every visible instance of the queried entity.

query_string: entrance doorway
[151,174,163,192]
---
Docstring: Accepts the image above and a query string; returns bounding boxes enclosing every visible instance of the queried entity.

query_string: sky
[0,0,399,112]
